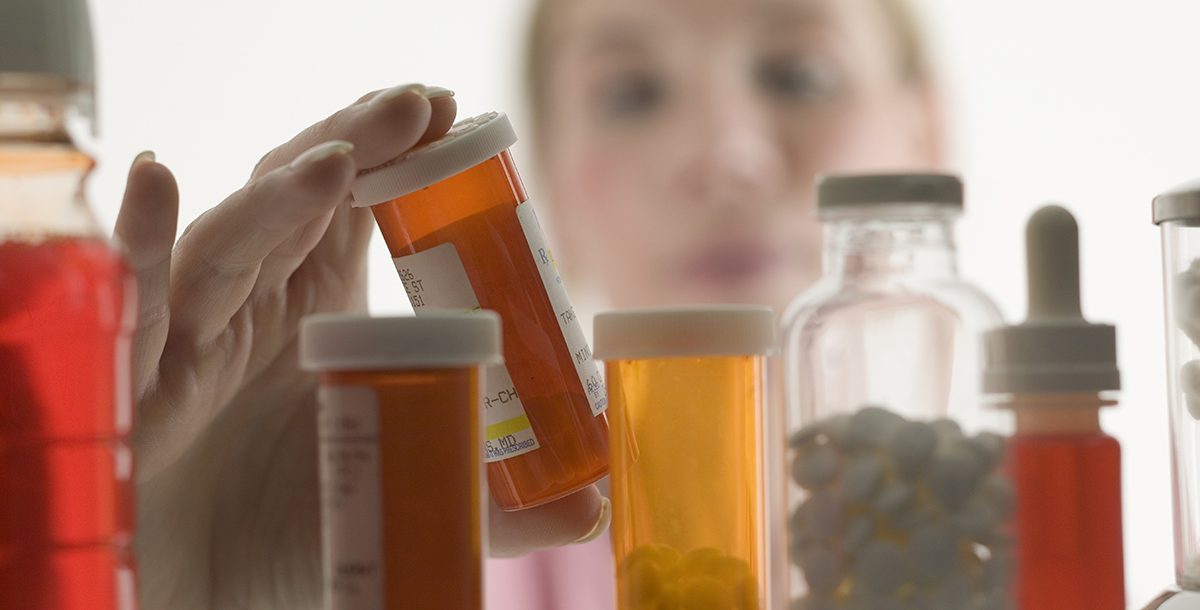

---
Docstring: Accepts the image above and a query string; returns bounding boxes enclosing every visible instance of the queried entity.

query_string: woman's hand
[117,85,608,609]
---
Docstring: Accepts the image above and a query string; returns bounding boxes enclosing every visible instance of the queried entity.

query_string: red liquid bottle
[984,206,1125,610]
[0,1,139,608]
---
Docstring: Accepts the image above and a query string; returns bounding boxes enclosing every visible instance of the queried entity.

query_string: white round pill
[951,497,998,542]
[794,445,841,490]
[790,423,826,448]
[801,491,847,541]
[1181,360,1200,421]
[853,541,908,593]
[908,523,958,584]
[844,516,875,554]
[844,406,907,450]
[927,442,984,509]
[931,418,963,441]
[966,432,1006,472]
[894,504,937,533]
[874,482,915,515]
[800,546,844,595]
[889,421,938,477]
[1174,264,1200,348]
[980,475,1015,520]
[844,456,884,502]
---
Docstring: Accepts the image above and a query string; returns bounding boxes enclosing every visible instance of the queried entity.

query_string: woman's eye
[756,55,840,102]
[596,73,665,120]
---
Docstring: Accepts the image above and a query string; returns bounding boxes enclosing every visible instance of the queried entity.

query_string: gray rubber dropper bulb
[982,205,1119,394]
[1026,205,1083,323]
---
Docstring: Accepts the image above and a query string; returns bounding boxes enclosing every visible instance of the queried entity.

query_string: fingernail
[371,84,455,106]
[289,141,354,170]
[420,85,455,99]
[129,150,156,174]
[371,83,425,106]
[573,497,611,545]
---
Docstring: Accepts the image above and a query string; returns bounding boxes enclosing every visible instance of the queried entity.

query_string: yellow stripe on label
[487,415,534,441]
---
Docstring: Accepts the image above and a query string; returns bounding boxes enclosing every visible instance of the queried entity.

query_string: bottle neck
[821,208,961,280]
[0,94,98,242]
[995,392,1116,435]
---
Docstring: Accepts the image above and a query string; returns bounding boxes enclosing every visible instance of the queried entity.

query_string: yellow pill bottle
[595,306,776,610]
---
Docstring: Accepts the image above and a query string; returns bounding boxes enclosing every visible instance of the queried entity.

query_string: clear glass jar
[780,174,1009,608]
[1152,179,1200,607]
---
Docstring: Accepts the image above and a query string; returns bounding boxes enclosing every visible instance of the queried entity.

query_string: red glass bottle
[1007,400,1125,610]
[984,206,1124,610]
[0,1,139,606]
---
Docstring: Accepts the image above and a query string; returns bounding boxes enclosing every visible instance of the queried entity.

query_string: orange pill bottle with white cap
[351,112,609,510]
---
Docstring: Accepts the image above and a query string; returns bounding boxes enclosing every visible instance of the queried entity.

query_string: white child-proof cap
[300,312,503,371]
[593,305,777,360]
[351,111,519,208]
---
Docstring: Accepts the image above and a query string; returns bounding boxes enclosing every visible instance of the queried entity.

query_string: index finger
[251,84,458,180]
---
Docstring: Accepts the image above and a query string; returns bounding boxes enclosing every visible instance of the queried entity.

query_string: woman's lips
[681,242,782,286]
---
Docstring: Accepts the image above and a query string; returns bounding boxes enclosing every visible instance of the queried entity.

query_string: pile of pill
[619,544,759,610]
[1175,262,1200,584]
[789,406,1014,610]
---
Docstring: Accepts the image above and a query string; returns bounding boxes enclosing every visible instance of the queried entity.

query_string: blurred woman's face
[541,0,939,312]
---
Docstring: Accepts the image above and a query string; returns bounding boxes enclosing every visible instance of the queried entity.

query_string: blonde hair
[523,0,932,145]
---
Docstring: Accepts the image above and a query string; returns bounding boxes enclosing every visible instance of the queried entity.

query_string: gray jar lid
[0,0,94,89]
[1153,177,1200,225]
[818,173,964,212]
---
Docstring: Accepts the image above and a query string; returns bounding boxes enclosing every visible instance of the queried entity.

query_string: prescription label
[516,202,608,416]
[393,243,541,462]
[318,385,385,610]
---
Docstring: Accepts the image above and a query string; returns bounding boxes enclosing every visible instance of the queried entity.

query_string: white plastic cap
[0,0,95,101]
[351,111,518,208]
[300,312,503,371]
[1153,177,1200,226]
[983,206,1120,394]
[593,305,777,360]
[818,173,963,218]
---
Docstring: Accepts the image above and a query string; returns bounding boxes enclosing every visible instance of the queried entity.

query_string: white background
[86,0,1200,604]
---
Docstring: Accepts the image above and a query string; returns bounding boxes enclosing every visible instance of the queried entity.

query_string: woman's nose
[676,81,788,212]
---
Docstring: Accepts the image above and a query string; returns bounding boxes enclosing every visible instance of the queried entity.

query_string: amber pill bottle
[352,112,609,510]
[301,312,501,610]
[595,306,776,610]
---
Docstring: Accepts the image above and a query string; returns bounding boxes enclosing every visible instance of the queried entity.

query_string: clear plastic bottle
[0,1,138,608]
[1144,178,1200,610]
[780,174,1007,608]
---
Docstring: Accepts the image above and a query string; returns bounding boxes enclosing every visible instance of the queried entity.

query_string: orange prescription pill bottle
[351,112,609,510]
[594,306,776,610]
[300,312,501,610]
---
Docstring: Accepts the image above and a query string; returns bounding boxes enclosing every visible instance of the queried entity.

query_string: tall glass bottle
[1144,178,1200,610]
[0,1,139,608]
[780,174,1008,608]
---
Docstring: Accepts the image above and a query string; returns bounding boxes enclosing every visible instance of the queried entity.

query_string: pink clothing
[486,536,615,610]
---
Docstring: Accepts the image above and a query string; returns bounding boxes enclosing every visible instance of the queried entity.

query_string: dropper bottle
[983,205,1124,610]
